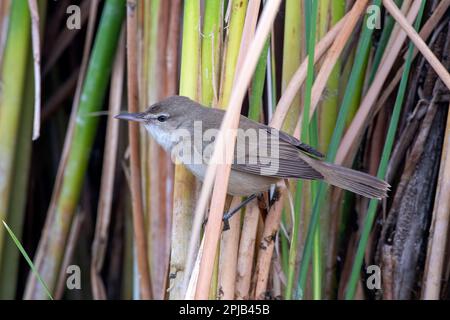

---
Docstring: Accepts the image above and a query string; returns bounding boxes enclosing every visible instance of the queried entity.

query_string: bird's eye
[157,115,168,122]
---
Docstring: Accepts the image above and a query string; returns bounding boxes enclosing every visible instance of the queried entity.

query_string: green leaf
[2,221,53,300]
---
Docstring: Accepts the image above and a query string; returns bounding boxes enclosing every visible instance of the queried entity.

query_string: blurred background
[0,0,449,300]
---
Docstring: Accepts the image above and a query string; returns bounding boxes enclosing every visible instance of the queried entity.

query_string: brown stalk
[218,197,242,299]
[250,6,360,298]
[253,182,286,299]
[409,0,450,59]
[41,68,79,121]
[235,0,261,70]
[251,0,367,297]
[140,0,172,300]
[194,0,283,299]
[90,29,125,300]
[334,0,450,180]
[55,210,85,299]
[235,198,260,299]
[24,0,99,299]
[140,3,166,264]
[383,0,450,90]
[154,0,174,300]
[422,101,450,299]
[332,0,425,286]
[159,0,180,298]
[43,0,91,75]
[380,0,412,67]
[218,0,261,300]
[378,85,442,298]
[219,9,349,300]
[374,2,450,125]
[294,0,369,137]
[126,0,152,300]
[310,0,368,115]
[271,10,349,129]
[170,0,200,299]
[370,0,450,146]
[164,0,181,96]
[42,0,69,53]
[185,237,205,299]
[271,259,282,299]
[27,0,41,140]
[335,0,423,167]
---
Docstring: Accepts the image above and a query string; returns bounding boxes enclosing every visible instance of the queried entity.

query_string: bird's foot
[202,214,231,231]
[222,217,231,231]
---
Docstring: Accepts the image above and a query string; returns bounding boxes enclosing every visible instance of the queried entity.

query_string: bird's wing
[231,127,323,179]
[273,129,324,158]
[195,112,324,180]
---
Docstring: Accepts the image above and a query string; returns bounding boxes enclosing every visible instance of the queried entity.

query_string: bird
[115,95,390,200]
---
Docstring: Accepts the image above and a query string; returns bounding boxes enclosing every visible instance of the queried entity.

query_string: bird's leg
[222,194,258,231]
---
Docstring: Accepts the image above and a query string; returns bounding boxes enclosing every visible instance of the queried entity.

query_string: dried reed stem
[235,198,260,299]
[218,0,261,300]
[422,103,450,299]
[218,197,242,299]
[294,0,369,137]
[335,0,422,166]
[253,182,286,299]
[251,9,353,297]
[271,11,349,129]
[126,0,152,299]
[194,0,282,299]
[383,0,450,90]
[91,29,125,300]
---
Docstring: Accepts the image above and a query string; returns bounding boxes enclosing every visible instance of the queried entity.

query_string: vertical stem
[345,0,426,299]
[195,0,282,299]
[0,0,30,275]
[297,0,382,298]
[91,29,125,300]
[126,0,153,300]
[313,0,345,300]
[201,0,222,106]
[0,49,34,300]
[249,39,269,121]
[422,101,450,299]
[24,0,125,299]
[281,0,302,132]
[317,0,344,151]
[218,0,249,108]
[169,0,200,300]
[282,0,303,300]
[285,0,318,300]
[140,0,172,299]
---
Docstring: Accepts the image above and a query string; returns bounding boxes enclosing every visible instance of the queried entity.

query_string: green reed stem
[297,0,382,298]
[345,0,426,299]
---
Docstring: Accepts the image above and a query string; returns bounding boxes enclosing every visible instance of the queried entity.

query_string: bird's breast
[184,162,278,196]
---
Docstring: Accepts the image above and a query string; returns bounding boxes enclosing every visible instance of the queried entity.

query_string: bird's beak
[114,112,146,122]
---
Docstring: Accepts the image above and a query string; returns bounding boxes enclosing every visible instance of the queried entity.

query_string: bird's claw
[222,218,231,231]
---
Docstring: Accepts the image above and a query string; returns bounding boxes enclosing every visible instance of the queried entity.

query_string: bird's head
[115,95,195,132]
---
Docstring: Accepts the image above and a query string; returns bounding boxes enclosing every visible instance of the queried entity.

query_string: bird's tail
[298,154,390,199]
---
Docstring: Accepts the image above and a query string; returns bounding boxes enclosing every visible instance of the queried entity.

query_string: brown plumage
[115,95,390,199]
